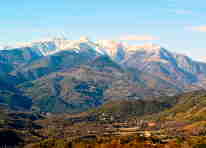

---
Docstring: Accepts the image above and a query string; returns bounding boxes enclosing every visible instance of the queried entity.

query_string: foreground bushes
[24,135,206,148]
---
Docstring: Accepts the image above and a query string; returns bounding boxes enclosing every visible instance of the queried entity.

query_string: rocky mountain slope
[0,37,206,112]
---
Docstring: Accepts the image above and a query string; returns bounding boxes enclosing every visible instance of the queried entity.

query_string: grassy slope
[145,90,206,122]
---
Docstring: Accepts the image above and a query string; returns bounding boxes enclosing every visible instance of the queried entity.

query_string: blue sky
[1,0,206,61]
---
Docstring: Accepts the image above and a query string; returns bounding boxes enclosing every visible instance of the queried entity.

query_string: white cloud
[174,9,193,15]
[119,35,159,41]
[199,57,206,62]
[186,26,206,32]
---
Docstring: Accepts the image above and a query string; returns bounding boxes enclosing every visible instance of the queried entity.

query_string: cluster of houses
[88,112,166,137]
[56,112,171,140]
[102,122,159,137]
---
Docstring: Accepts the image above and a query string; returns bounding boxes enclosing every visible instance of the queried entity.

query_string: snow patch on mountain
[2,37,203,70]
[1,37,109,56]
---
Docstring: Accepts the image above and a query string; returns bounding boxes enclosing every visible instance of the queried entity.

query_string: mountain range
[0,36,206,113]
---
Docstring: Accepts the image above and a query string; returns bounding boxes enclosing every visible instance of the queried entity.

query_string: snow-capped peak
[1,37,169,61]
[96,40,125,57]
[79,36,90,42]
[0,37,108,56]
